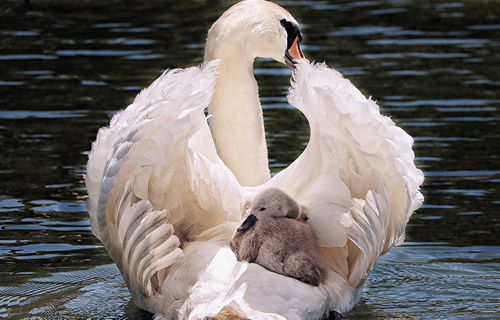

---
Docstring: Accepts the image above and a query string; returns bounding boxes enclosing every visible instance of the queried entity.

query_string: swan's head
[204,0,305,68]
[238,188,308,232]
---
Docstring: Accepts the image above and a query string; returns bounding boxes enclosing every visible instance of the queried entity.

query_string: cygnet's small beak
[285,36,306,69]
[237,214,258,233]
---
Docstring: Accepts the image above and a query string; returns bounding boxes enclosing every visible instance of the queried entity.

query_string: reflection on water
[0,0,499,318]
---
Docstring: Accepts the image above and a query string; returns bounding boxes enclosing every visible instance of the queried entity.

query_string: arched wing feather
[269,61,424,287]
[86,60,244,300]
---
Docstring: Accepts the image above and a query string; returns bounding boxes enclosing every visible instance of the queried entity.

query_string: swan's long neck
[204,47,271,187]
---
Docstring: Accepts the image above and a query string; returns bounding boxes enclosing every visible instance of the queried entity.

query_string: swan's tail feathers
[288,61,424,252]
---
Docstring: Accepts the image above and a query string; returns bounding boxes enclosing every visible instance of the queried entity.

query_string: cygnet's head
[204,0,305,68]
[238,188,308,232]
[250,188,307,220]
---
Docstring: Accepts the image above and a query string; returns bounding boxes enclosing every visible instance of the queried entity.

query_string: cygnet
[230,188,326,286]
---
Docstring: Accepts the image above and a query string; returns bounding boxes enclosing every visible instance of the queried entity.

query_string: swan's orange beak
[289,37,305,60]
[285,36,306,69]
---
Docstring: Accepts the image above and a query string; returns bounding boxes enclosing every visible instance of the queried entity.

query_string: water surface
[1,0,499,319]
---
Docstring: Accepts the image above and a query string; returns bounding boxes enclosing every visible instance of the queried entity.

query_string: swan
[85,0,424,319]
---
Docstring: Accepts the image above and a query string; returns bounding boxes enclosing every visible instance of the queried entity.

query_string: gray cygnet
[230,188,326,286]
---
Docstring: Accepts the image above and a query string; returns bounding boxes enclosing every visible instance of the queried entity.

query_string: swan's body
[85,0,424,319]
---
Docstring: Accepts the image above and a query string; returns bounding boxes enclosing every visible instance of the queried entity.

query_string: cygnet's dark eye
[259,207,266,212]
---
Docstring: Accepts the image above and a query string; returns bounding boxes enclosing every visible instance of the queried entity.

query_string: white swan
[85,0,424,319]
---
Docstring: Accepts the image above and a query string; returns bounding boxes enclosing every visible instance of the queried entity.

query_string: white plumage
[86,0,423,319]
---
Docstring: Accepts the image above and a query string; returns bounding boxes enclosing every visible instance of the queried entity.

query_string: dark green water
[1,0,499,319]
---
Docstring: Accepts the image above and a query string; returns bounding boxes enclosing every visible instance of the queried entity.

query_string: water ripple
[0,110,88,120]
[367,38,489,47]
[0,54,58,60]
[384,99,498,107]
[55,49,150,57]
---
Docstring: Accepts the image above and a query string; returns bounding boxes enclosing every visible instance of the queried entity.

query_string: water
[1,0,499,318]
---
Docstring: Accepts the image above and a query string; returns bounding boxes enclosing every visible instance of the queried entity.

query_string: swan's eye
[259,207,266,212]
[280,19,303,48]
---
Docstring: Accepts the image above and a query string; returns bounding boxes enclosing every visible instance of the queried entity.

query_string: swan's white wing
[268,61,424,288]
[85,60,244,303]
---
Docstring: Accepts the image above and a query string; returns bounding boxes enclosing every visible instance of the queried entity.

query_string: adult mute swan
[85,0,424,319]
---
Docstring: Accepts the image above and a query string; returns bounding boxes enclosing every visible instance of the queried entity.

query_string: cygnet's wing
[268,61,424,287]
[85,60,244,299]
